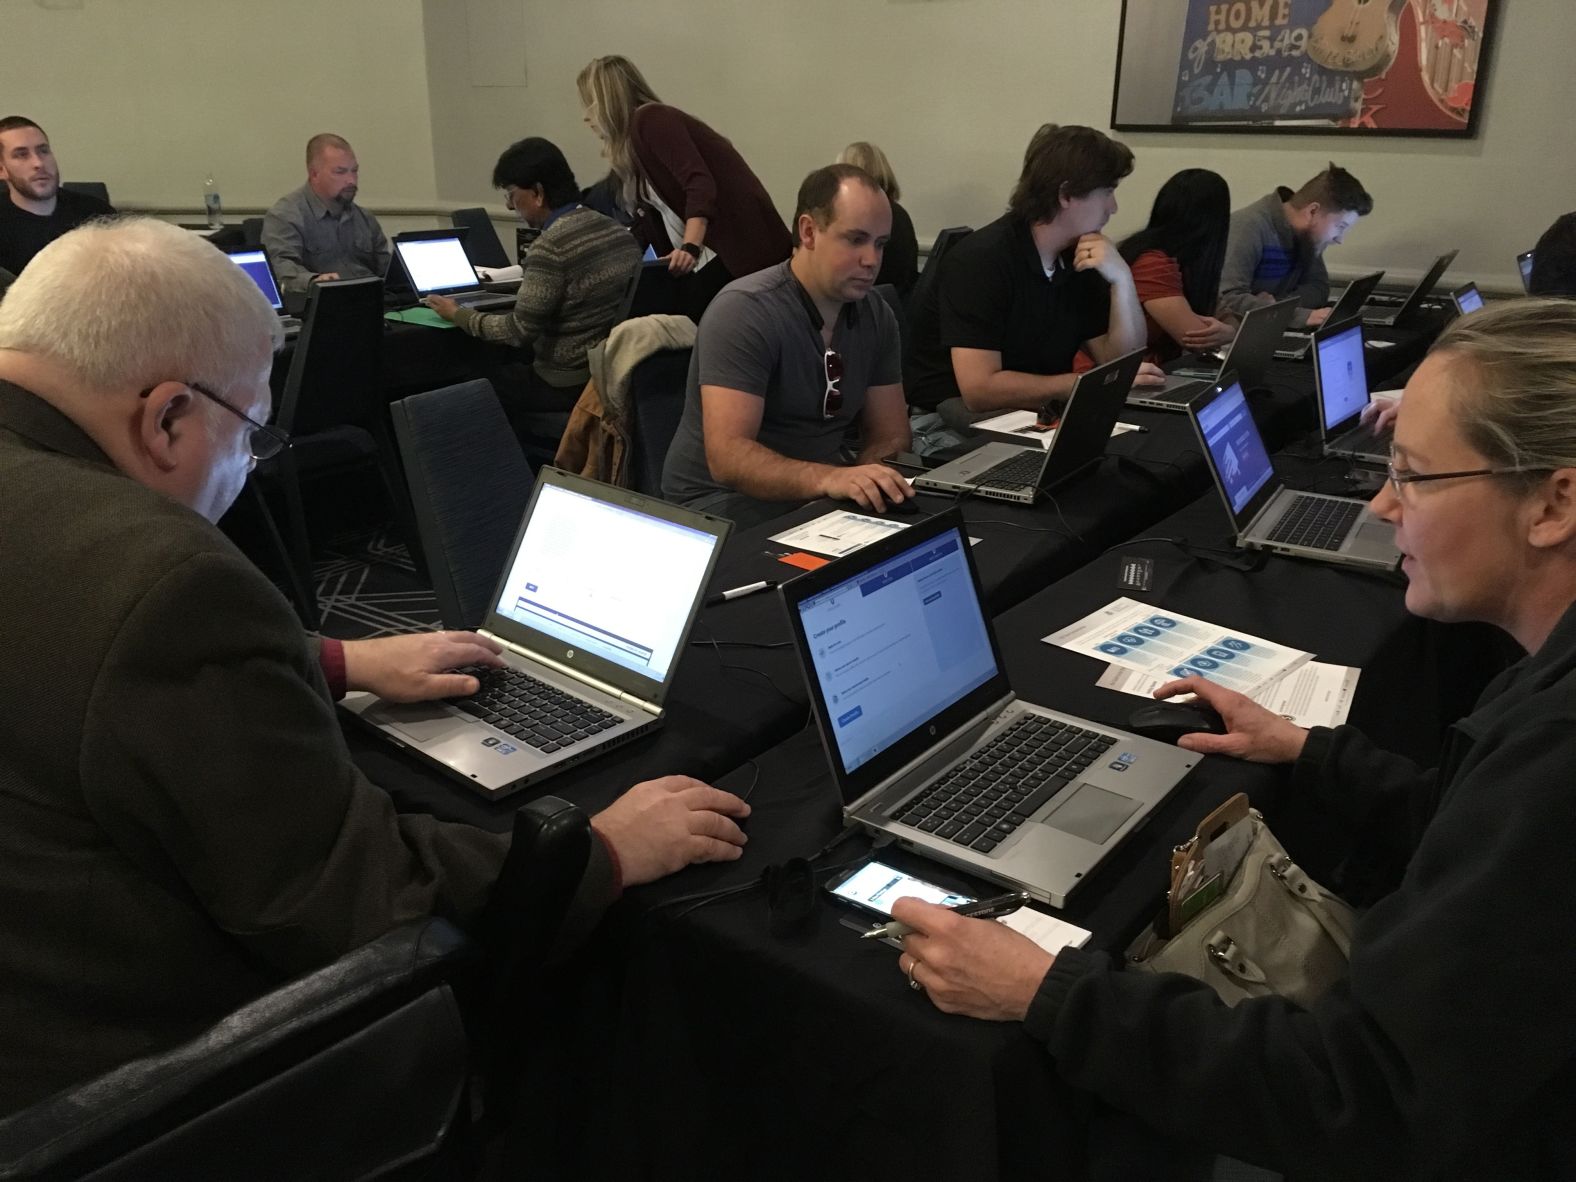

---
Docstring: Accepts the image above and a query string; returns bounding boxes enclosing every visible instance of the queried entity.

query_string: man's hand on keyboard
[591,776,751,886]
[422,294,460,321]
[342,631,506,703]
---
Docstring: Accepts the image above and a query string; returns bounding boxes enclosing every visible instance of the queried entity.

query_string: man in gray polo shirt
[661,164,912,527]
[262,133,391,296]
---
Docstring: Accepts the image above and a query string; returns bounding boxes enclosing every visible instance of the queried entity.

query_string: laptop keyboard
[976,449,1045,492]
[450,665,621,752]
[892,715,1118,854]
[1265,496,1362,551]
[451,291,510,308]
[1338,424,1392,456]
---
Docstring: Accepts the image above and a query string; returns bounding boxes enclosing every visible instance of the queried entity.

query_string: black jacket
[1025,605,1576,1181]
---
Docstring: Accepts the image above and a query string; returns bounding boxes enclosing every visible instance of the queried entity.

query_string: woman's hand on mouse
[1149,676,1309,764]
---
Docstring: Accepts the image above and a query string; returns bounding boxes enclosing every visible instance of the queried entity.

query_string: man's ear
[797,211,818,250]
[1527,469,1576,550]
[138,381,200,474]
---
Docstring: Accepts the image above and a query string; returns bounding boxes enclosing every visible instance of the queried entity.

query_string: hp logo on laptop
[566,650,575,659]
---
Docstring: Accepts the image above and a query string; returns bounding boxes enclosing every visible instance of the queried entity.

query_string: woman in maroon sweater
[576,55,790,314]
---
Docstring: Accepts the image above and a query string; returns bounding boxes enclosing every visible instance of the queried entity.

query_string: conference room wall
[420,0,1570,293]
[7,0,442,216]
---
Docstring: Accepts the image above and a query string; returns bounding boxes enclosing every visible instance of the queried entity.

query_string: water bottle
[203,174,223,229]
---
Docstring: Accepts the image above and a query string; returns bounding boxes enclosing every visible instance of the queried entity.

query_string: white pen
[704,579,776,607]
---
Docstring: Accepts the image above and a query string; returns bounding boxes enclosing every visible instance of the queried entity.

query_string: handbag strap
[1269,854,1355,956]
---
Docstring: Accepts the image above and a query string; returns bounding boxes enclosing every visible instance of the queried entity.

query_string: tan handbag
[1126,810,1355,1007]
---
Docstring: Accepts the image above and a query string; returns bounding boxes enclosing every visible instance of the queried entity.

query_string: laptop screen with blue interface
[1316,322,1369,431]
[490,482,721,684]
[229,250,283,310]
[394,236,477,294]
[795,527,997,774]
[1456,286,1484,313]
[1197,382,1274,517]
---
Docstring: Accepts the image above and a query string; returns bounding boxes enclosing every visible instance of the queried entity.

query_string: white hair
[0,216,282,395]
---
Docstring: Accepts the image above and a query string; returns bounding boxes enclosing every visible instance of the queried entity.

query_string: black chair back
[625,347,693,496]
[241,217,264,249]
[873,282,906,352]
[0,920,475,1181]
[904,225,972,323]
[390,380,535,629]
[275,277,384,439]
[611,260,644,326]
[60,180,109,205]
[0,266,15,303]
[450,207,512,270]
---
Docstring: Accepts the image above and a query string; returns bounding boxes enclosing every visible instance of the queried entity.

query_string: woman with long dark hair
[1118,168,1235,362]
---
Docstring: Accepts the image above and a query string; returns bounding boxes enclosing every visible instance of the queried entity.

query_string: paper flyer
[1096,660,1361,731]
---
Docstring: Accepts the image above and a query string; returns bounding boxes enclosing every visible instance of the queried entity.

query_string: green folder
[384,307,457,330]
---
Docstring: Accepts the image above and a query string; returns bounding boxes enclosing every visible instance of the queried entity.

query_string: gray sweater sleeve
[1217,205,1276,320]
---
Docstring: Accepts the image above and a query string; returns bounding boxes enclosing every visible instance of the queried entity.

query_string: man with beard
[263,133,391,293]
[0,116,116,277]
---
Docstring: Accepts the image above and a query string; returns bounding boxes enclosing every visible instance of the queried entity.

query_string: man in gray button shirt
[262,134,391,296]
[661,164,912,527]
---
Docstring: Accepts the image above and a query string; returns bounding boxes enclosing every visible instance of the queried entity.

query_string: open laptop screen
[229,249,283,310]
[794,527,996,774]
[1315,321,1369,433]
[1518,251,1535,293]
[1454,284,1485,314]
[1196,380,1274,518]
[394,235,478,294]
[491,481,721,685]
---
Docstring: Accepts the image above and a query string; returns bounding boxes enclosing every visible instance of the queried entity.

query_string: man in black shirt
[0,116,114,277]
[905,124,1162,426]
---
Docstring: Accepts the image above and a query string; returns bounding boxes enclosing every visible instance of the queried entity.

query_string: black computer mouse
[883,495,923,516]
[1126,701,1228,745]
[1037,396,1069,426]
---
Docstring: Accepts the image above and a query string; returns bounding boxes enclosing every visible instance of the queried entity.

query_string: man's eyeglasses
[140,381,291,462]
[822,349,844,420]
[1385,457,1551,500]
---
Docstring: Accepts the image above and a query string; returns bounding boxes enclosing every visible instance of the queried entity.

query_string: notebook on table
[1517,249,1534,293]
[341,468,730,797]
[1313,318,1392,465]
[391,230,516,311]
[1359,250,1457,327]
[913,349,1144,504]
[226,247,301,338]
[1275,270,1384,359]
[1187,376,1400,572]
[1127,297,1297,411]
[1451,282,1484,316]
[780,508,1199,908]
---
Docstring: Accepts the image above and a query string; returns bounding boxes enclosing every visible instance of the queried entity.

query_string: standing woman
[838,141,918,297]
[577,55,791,318]
[1118,168,1236,363]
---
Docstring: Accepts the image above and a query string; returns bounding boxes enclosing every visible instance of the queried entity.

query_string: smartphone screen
[827,860,974,916]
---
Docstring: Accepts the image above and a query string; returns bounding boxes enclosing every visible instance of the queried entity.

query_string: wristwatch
[678,242,702,259]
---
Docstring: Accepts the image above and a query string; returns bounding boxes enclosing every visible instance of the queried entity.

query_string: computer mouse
[1126,701,1228,745]
[1037,396,1069,427]
[883,495,923,516]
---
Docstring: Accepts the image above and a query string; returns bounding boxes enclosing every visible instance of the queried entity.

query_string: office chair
[0,266,15,303]
[253,276,390,622]
[450,207,512,271]
[610,260,644,326]
[873,282,907,352]
[390,380,535,630]
[241,217,264,249]
[624,346,692,497]
[60,180,110,205]
[904,225,972,324]
[0,918,477,1181]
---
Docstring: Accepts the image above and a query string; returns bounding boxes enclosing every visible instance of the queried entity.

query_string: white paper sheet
[1045,597,1312,696]
[769,510,911,558]
[476,263,523,282]
[1095,660,1361,730]
[998,908,1092,953]
[973,409,1144,451]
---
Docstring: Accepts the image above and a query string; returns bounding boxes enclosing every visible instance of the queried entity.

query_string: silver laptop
[914,349,1144,504]
[1517,249,1535,293]
[1188,376,1400,571]
[1313,318,1391,465]
[1128,297,1297,411]
[392,231,515,310]
[1451,282,1485,316]
[341,468,730,797]
[226,247,301,338]
[1359,249,1457,326]
[1275,270,1384,359]
[780,510,1199,908]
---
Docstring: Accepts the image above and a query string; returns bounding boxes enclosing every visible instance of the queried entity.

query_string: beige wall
[419,0,1573,292]
[5,0,440,213]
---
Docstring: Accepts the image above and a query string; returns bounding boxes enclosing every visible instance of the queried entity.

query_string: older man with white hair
[0,218,750,1116]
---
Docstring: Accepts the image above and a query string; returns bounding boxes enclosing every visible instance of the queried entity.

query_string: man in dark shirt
[904,124,1161,426]
[0,116,115,276]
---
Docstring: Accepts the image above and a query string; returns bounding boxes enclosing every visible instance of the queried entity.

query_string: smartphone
[824,859,974,918]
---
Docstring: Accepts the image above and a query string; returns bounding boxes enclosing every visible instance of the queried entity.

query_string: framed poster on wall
[1111,0,1497,137]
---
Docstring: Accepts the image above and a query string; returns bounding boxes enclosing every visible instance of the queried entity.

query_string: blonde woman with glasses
[576,55,789,318]
[838,142,918,296]
[888,298,1576,1180]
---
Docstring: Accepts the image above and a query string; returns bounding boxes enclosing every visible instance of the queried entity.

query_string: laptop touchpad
[372,703,470,745]
[1040,783,1140,845]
